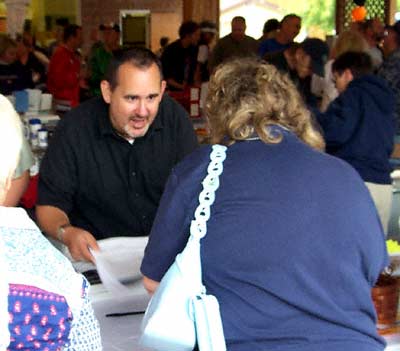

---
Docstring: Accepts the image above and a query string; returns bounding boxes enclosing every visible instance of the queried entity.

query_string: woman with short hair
[141,58,388,351]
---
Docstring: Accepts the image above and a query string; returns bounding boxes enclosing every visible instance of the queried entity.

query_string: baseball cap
[200,20,218,34]
[300,38,329,77]
[100,22,120,32]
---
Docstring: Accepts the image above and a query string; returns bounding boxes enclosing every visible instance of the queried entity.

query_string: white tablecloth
[89,283,400,351]
[89,282,150,351]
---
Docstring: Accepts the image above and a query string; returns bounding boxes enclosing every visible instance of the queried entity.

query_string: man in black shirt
[36,48,198,262]
[161,21,200,91]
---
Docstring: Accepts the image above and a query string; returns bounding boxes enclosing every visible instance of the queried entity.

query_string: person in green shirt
[88,23,120,96]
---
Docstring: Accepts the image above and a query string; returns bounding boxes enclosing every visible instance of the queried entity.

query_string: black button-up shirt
[37,95,198,238]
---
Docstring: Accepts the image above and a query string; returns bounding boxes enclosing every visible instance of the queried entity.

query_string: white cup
[40,93,53,111]
[26,89,42,112]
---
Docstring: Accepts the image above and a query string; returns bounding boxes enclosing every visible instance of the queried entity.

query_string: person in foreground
[141,58,389,351]
[36,47,198,263]
[0,94,102,350]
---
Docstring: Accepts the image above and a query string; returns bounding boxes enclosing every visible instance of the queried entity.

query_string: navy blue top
[315,74,396,184]
[258,38,290,58]
[141,128,388,351]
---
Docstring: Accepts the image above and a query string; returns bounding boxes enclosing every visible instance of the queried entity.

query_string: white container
[38,128,48,148]
[40,93,53,111]
[29,118,42,147]
[26,89,42,112]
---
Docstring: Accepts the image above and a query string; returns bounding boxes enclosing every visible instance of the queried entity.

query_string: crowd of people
[0,11,399,351]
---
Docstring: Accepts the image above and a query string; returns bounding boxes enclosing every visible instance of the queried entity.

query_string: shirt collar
[98,96,165,140]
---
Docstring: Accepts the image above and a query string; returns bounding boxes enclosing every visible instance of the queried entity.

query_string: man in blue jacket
[315,51,396,234]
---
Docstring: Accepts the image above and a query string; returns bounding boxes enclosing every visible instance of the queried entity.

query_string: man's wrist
[56,223,72,243]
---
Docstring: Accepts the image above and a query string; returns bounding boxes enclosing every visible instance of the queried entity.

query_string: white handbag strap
[190,144,227,241]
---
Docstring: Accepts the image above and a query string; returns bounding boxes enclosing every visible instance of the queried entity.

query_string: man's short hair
[281,14,301,25]
[160,36,169,47]
[231,16,246,25]
[56,17,70,27]
[178,21,199,39]
[332,51,373,79]
[63,24,81,42]
[105,47,163,91]
[263,19,280,34]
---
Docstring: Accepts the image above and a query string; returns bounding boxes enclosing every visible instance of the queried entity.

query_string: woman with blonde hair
[321,29,369,111]
[0,94,102,351]
[141,58,388,351]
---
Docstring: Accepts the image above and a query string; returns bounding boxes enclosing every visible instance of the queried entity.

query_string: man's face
[106,29,120,48]
[190,28,201,46]
[203,32,216,45]
[231,20,246,41]
[333,69,352,94]
[72,29,83,49]
[101,62,166,140]
[281,17,301,42]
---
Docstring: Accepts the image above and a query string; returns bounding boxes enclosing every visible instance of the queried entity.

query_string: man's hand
[62,226,100,263]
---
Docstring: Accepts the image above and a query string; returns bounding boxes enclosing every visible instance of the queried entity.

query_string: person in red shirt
[47,24,83,108]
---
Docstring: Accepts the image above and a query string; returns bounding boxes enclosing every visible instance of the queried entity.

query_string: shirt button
[142,215,146,220]
[132,171,136,176]
[135,193,139,197]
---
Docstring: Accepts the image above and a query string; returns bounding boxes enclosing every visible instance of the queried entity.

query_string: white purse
[140,144,227,351]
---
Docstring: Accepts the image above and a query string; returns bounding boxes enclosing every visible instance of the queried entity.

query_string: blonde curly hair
[205,57,325,151]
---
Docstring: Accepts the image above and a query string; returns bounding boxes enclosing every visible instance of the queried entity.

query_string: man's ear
[100,80,112,104]
[344,68,354,83]
[160,80,166,98]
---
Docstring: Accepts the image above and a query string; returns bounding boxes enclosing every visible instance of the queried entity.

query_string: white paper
[90,236,148,297]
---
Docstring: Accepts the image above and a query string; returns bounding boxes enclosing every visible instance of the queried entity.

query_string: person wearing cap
[378,21,400,134]
[263,42,299,82]
[294,38,329,108]
[208,16,258,72]
[258,14,301,57]
[315,51,396,234]
[88,22,120,96]
[161,21,201,91]
[194,20,217,85]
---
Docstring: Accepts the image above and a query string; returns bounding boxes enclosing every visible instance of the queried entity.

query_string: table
[89,282,150,351]
[89,281,400,351]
